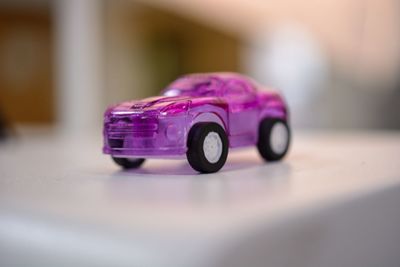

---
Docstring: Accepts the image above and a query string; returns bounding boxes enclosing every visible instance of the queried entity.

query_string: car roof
[163,72,260,96]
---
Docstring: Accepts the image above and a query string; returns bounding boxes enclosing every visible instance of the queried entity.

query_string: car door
[223,80,258,145]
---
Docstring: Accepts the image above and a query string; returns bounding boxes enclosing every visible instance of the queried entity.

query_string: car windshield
[162,76,220,97]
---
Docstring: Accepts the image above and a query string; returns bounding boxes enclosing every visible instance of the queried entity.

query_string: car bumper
[103,146,187,158]
[103,113,188,158]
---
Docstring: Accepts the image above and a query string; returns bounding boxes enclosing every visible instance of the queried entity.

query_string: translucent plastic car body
[103,72,290,173]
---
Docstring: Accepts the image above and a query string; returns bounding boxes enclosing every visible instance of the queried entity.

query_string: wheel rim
[203,131,223,163]
[270,122,288,155]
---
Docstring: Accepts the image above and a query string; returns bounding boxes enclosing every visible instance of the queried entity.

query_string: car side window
[223,81,256,102]
[224,81,246,97]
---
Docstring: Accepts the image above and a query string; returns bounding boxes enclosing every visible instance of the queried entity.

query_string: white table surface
[1,131,400,267]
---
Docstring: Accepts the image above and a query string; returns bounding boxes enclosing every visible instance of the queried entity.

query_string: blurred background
[0,0,399,138]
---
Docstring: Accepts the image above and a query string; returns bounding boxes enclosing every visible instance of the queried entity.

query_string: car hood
[107,95,194,116]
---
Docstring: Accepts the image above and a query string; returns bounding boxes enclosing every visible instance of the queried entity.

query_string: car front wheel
[187,122,228,173]
[257,118,290,161]
[112,157,145,169]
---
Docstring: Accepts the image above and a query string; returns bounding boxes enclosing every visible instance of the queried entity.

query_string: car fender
[189,105,228,134]
[259,107,287,122]
[258,92,288,123]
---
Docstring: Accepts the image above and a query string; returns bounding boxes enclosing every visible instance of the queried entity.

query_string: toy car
[103,72,290,173]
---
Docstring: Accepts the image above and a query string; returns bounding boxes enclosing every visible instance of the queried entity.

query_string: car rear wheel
[187,122,228,173]
[257,118,290,161]
[112,157,145,169]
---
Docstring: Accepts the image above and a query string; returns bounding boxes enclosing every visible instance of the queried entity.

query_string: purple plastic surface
[103,72,288,158]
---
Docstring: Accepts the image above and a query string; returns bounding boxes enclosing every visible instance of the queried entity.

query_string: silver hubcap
[203,132,223,163]
[270,122,288,155]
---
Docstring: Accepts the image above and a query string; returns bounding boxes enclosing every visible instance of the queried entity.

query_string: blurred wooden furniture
[0,9,54,124]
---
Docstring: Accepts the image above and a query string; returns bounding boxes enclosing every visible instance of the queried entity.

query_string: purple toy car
[103,72,290,173]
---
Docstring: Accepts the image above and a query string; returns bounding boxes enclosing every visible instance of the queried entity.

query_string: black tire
[186,122,229,173]
[257,118,290,161]
[112,157,145,169]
